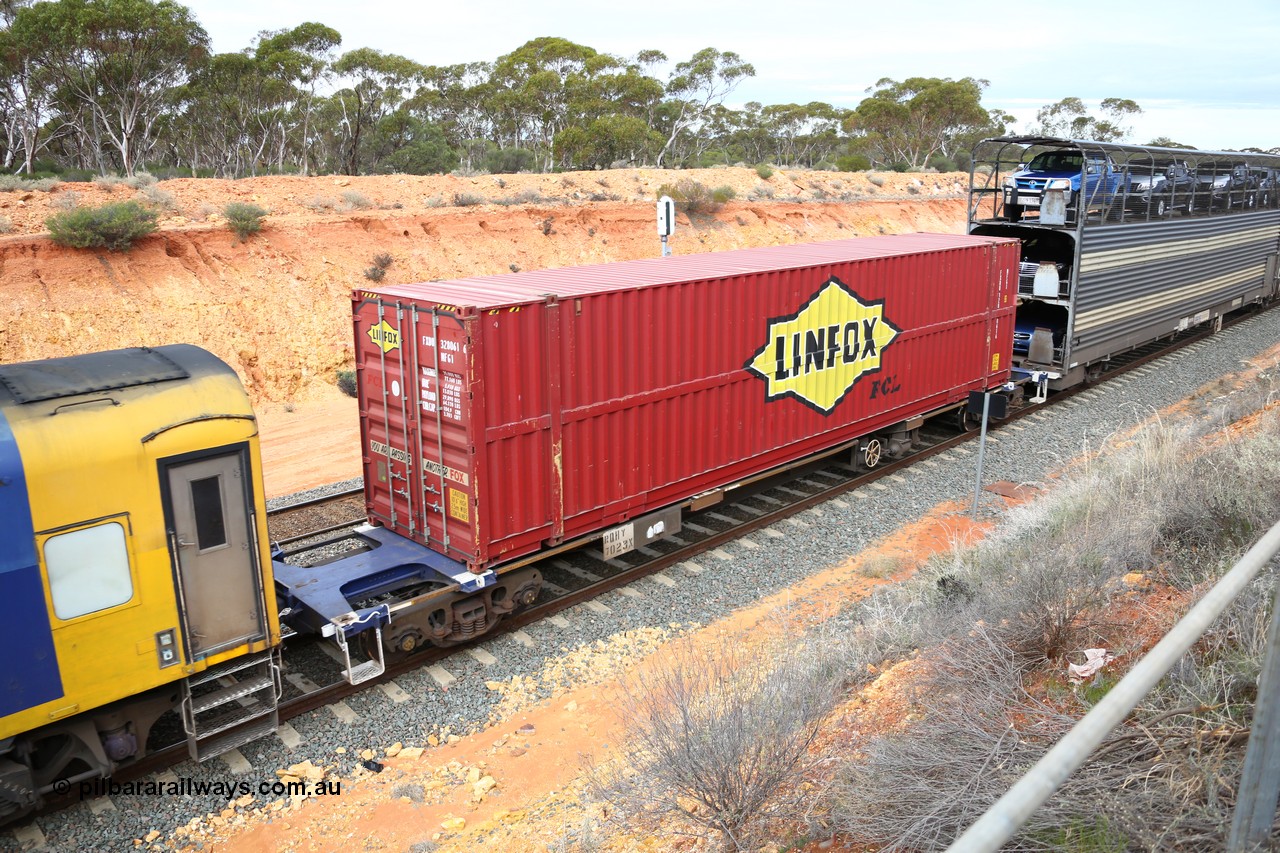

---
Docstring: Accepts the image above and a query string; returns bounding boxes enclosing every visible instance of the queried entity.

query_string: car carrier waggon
[969,136,1280,388]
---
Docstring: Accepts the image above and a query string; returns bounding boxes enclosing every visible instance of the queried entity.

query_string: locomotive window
[44,521,133,620]
[190,475,228,550]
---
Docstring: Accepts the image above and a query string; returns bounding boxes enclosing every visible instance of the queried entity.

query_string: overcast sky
[181,0,1280,152]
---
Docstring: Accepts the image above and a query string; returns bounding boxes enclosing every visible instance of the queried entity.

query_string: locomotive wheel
[857,438,883,470]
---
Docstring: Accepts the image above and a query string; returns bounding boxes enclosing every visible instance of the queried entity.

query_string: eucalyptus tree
[10,0,209,175]
[655,47,755,167]
[172,51,291,176]
[1031,96,1142,142]
[847,76,990,169]
[330,47,425,174]
[490,37,607,170]
[254,22,341,174]
[0,0,57,173]
[415,61,495,169]
[762,101,848,167]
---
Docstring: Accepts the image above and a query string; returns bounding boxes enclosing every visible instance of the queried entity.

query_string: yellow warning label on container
[449,488,470,522]
[991,352,1001,371]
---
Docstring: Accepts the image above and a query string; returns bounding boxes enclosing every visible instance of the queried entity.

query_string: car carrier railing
[945,519,1280,852]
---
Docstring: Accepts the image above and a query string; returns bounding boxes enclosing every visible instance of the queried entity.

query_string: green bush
[754,163,774,179]
[656,178,734,215]
[926,154,958,173]
[46,200,158,251]
[336,369,358,398]
[835,154,871,172]
[223,202,268,240]
[482,146,537,175]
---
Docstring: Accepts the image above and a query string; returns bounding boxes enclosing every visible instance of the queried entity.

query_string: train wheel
[956,407,980,432]
[856,438,884,470]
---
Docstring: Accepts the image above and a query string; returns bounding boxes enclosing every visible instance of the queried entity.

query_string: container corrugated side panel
[469,301,557,567]
[360,235,1016,570]
[483,240,1014,558]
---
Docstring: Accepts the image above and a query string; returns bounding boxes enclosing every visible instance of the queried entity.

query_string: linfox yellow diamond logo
[367,319,400,353]
[745,277,901,414]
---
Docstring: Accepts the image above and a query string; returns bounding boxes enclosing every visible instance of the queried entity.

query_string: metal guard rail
[947,519,1280,853]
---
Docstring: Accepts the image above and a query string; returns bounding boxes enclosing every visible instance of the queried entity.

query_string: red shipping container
[354,233,1019,572]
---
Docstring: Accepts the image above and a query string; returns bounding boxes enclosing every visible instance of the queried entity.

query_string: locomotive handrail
[946,518,1280,852]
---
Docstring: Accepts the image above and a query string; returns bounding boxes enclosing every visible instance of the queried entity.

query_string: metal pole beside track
[946,520,1280,853]
[971,393,990,520]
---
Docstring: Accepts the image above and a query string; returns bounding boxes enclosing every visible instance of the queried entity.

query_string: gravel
[23,309,1280,851]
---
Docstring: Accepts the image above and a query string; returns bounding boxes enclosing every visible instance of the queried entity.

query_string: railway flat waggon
[0,345,281,821]
[353,233,1021,577]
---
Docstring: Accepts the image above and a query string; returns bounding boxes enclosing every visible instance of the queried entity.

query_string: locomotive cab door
[162,446,267,659]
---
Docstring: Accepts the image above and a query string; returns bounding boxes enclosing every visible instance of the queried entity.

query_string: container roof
[365,232,1014,310]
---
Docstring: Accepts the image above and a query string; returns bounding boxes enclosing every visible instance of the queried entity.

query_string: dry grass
[826,404,1280,850]
[589,634,842,850]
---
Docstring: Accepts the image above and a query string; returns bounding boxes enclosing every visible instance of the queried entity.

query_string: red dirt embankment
[0,167,969,496]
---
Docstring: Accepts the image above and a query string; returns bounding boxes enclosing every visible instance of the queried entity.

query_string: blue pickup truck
[1002,149,1129,222]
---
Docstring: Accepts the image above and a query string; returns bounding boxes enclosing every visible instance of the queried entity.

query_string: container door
[405,307,478,564]
[356,299,479,566]
[164,449,265,658]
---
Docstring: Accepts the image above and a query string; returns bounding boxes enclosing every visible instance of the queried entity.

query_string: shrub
[656,178,731,215]
[223,202,268,240]
[0,174,60,192]
[336,369,357,398]
[866,173,886,187]
[927,153,958,173]
[371,252,393,270]
[754,163,774,179]
[0,215,11,234]
[591,636,841,849]
[125,171,157,189]
[139,185,177,211]
[363,265,385,282]
[452,192,484,207]
[481,146,537,174]
[46,200,158,251]
[53,190,82,211]
[341,189,373,209]
[835,154,871,172]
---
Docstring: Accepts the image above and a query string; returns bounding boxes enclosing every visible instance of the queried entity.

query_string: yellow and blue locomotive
[0,345,281,821]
